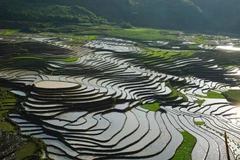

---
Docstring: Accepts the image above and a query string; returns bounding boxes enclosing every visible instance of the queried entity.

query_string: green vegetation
[166,82,188,101]
[206,91,224,98]
[0,113,15,132]
[196,91,224,99]
[222,90,240,105]
[194,99,205,105]
[63,35,96,45]
[213,35,227,40]
[2,0,240,34]
[34,25,178,41]
[0,29,19,36]
[172,131,196,160]
[1,2,108,24]
[147,50,195,60]
[142,102,160,111]
[194,121,205,125]
[188,44,200,49]
[191,35,212,45]
[16,136,46,160]
[60,57,79,62]
[119,21,133,29]
[0,88,17,132]
[39,32,96,45]
[13,56,78,62]
[103,27,177,41]
[0,87,46,159]
[16,142,37,160]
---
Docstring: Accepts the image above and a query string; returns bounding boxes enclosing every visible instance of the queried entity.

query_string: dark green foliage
[119,22,133,29]
[16,136,46,159]
[0,88,17,132]
[0,0,108,24]
[0,42,70,57]
[0,129,23,160]
[1,0,240,33]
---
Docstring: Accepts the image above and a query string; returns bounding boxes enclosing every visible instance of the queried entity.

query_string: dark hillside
[0,0,108,24]
[1,0,240,34]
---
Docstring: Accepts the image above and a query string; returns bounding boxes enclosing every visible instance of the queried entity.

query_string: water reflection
[216,45,240,51]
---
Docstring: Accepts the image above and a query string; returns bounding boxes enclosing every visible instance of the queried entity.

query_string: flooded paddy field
[1,35,240,160]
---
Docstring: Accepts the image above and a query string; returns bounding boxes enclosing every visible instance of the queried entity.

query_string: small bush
[119,21,133,29]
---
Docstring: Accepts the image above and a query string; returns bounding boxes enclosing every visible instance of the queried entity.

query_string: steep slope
[192,0,240,33]
[0,0,108,24]
[0,0,240,34]
[72,0,207,30]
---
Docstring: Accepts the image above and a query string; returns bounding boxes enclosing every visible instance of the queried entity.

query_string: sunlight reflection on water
[216,45,240,51]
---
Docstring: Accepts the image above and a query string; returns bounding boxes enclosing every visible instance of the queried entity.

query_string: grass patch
[142,102,160,111]
[194,121,205,125]
[222,90,240,105]
[0,88,17,132]
[13,56,78,62]
[16,142,36,160]
[149,51,178,59]
[1,29,19,36]
[39,32,96,45]
[16,136,46,160]
[206,91,224,98]
[0,120,15,132]
[194,99,205,105]
[191,35,212,45]
[38,25,178,41]
[146,50,195,61]
[188,44,200,49]
[172,131,197,160]
[166,82,188,101]
[63,35,96,45]
[196,91,224,99]
[2,98,17,103]
[213,35,227,40]
[104,27,178,41]
[60,56,79,62]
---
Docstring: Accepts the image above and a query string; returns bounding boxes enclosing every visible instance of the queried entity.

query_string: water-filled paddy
[34,81,79,89]
[1,37,240,159]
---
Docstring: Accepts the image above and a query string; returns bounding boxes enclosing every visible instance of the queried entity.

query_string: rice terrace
[2,1,240,159]
[1,26,240,160]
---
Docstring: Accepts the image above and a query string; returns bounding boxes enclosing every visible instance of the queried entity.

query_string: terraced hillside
[1,36,240,160]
